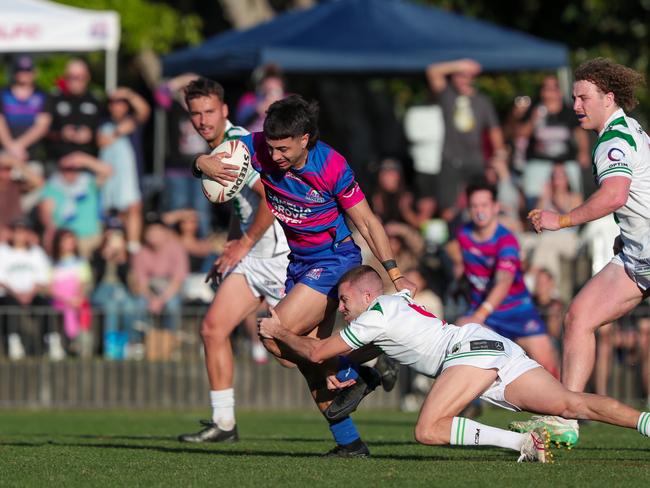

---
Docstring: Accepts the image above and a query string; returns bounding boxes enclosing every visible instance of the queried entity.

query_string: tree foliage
[8,0,202,90]
[413,0,650,116]
[57,0,202,54]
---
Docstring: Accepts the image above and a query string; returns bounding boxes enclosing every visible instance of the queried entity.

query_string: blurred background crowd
[1,0,649,407]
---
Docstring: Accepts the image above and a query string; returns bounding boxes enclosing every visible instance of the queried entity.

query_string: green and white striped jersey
[340,291,460,378]
[592,109,650,260]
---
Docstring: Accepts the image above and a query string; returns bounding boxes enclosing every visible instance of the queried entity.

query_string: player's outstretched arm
[214,179,275,276]
[259,308,352,363]
[528,176,629,233]
[345,199,418,296]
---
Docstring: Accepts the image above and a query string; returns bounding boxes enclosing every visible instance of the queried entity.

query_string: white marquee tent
[0,0,120,90]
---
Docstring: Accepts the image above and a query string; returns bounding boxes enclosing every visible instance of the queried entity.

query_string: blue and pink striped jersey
[240,133,365,256]
[457,223,533,313]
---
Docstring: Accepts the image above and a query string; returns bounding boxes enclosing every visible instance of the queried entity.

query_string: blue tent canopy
[163,0,568,76]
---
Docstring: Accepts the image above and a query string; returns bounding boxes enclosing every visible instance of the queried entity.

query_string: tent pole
[105,48,118,92]
[557,66,571,103]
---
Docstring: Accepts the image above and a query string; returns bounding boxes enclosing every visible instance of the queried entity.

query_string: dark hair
[52,228,78,262]
[184,77,225,106]
[263,95,319,149]
[338,265,382,288]
[574,58,645,112]
[466,179,497,201]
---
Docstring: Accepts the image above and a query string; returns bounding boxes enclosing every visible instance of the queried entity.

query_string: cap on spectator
[378,158,403,172]
[10,216,33,230]
[12,55,34,73]
[105,214,125,232]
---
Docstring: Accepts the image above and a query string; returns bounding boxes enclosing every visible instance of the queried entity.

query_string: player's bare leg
[202,274,262,389]
[261,283,334,367]
[594,323,614,396]
[509,264,642,448]
[505,366,649,432]
[414,365,551,462]
[563,263,644,392]
[244,303,269,364]
[637,318,650,403]
[516,334,560,379]
[179,273,261,443]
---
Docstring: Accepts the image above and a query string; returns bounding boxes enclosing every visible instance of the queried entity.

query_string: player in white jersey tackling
[259,265,650,463]
[178,77,290,443]
[524,58,650,446]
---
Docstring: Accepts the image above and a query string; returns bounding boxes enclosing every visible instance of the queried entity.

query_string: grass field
[1,407,649,487]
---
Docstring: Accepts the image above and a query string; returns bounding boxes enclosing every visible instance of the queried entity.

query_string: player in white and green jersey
[178,77,289,443]
[259,265,650,463]
[526,59,649,446]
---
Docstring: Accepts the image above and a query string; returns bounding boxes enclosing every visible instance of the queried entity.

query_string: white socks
[210,389,235,430]
[451,417,525,451]
[638,412,650,437]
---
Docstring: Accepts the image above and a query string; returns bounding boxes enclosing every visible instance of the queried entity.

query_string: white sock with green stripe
[637,412,650,437]
[450,417,525,451]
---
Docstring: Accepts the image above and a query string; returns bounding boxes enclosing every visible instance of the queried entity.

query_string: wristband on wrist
[382,259,398,271]
[479,300,494,315]
[387,267,403,282]
[559,214,572,229]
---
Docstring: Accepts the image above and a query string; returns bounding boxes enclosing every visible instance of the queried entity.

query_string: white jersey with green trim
[339,291,462,377]
[592,109,650,260]
[224,120,289,259]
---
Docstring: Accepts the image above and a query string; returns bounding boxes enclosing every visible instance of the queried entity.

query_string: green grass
[1,408,649,487]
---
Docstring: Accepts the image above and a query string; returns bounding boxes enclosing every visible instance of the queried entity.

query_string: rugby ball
[201,139,252,203]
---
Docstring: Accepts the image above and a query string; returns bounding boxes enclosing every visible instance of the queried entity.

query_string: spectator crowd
[0,55,647,403]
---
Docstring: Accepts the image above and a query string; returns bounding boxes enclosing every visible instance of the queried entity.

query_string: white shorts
[442,324,541,411]
[611,252,650,291]
[230,252,289,306]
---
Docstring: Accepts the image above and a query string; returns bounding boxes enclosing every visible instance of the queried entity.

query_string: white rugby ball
[201,139,253,203]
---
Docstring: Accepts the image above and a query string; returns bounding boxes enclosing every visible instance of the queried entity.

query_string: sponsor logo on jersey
[607,147,625,161]
[267,192,311,224]
[468,274,489,291]
[469,340,504,351]
[305,189,326,203]
[524,319,541,333]
[306,268,323,280]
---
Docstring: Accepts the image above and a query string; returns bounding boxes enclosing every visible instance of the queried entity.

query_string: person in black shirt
[520,75,589,207]
[45,58,105,160]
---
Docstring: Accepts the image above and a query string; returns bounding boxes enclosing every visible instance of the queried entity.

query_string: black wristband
[191,154,203,178]
[382,259,398,271]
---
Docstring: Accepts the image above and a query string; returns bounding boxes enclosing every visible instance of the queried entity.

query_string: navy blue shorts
[285,240,362,298]
[482,305,547,340]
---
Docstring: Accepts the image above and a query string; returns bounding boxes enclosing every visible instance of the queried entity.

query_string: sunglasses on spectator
[65,74,87,81]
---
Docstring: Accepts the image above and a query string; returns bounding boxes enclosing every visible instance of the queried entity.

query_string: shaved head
[338,266,384,322]
[339,265,383,293]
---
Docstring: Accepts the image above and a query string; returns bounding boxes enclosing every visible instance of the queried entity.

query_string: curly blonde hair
[575,58,645,112]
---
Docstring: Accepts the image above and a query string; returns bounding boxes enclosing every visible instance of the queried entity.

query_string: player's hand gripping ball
[201,139,252,203]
